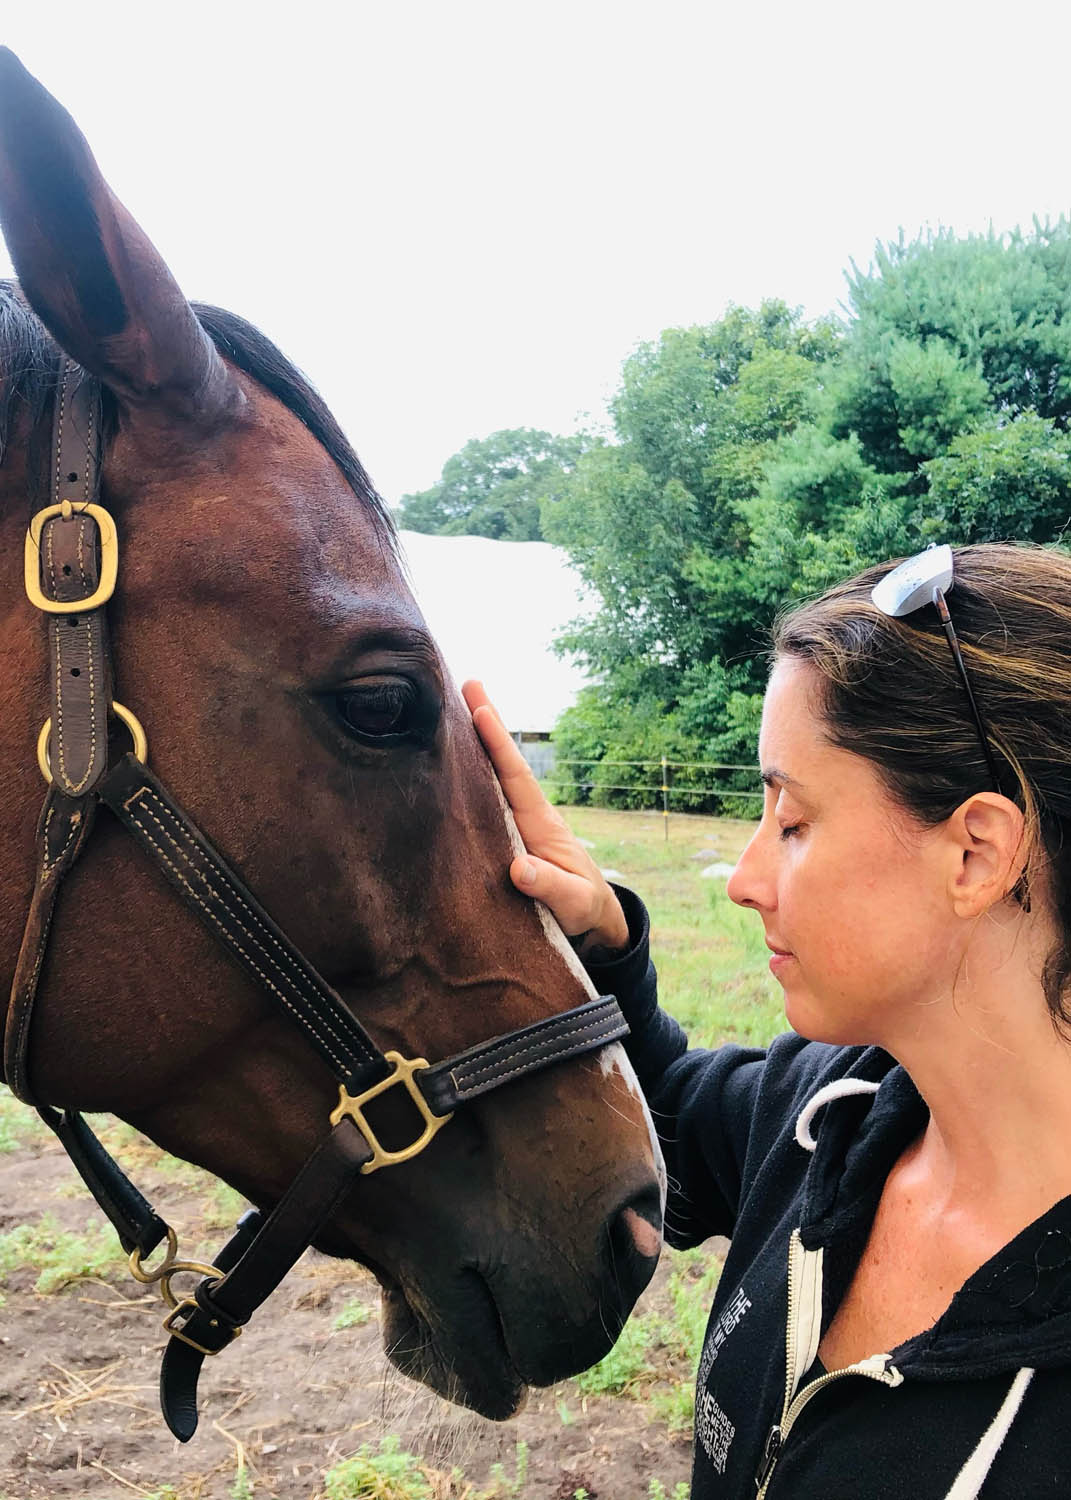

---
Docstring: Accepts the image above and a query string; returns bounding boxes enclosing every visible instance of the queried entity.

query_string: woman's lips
[766,941,795,976]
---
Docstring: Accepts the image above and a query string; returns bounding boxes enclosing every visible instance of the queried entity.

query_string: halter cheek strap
[7,360,631,1441]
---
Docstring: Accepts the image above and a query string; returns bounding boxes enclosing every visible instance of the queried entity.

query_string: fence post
[661,754,670,843]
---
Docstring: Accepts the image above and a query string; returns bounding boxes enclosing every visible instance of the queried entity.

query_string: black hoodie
[584,888,1071,1500]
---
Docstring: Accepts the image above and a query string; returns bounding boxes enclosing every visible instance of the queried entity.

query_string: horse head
[0,50,663,1426]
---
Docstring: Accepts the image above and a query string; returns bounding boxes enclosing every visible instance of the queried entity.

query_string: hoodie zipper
[755,1228,903,1497]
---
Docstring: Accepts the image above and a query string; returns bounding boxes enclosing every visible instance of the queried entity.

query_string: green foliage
[0,1214,117,1294]
[922,412,1071,543]
[477,1442,529,1498]
[0,1087,47,1154]
[648,1482,690,1500]
[333,1295,373,1330]
[231,1470,254,1500]
[323,1435,431,1500]
[397,427,589,540]
[658,1248,722,1364]
[575,1313,653,1396]
[544,222,1071,779]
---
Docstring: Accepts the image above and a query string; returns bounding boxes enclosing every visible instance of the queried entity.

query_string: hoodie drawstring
[794,1081,1036,1498]
[944,1367,1035,1500]
[794,1078,881,1153]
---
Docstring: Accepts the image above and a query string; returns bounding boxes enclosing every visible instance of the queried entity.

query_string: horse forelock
[0,279,397,554]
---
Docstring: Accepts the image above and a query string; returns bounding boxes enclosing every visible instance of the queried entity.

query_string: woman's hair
[773,542,1071,1029]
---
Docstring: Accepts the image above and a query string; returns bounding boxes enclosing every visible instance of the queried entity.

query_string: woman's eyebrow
[761,767,804,790]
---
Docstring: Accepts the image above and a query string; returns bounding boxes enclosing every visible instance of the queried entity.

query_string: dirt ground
[0,1118,697,1500]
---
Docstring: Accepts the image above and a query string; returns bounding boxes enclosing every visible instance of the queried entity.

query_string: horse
[0,48,663,1440]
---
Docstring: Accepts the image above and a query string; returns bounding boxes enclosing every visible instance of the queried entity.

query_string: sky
[3,2,1071,504]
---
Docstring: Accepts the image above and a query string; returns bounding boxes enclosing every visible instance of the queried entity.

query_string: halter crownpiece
[8,358,631,1440]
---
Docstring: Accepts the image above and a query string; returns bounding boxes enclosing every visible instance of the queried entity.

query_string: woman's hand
[463,680,629,955]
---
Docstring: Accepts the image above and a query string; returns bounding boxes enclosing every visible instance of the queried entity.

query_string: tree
[831,222,1071,475]
[396,427,590,541]
[544,303,840,690]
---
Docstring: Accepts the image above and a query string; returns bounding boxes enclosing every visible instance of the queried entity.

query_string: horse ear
[0,49,237,424]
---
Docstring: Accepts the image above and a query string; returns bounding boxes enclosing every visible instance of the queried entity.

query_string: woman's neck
[886,909,1071,1230]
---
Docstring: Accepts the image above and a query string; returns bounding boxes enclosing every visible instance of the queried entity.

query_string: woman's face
[727,655,956,1047]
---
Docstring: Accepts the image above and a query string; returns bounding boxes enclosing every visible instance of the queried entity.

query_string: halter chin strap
[7,361,630,1441]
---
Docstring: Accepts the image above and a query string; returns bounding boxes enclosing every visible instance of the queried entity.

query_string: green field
[560,805,785,1050]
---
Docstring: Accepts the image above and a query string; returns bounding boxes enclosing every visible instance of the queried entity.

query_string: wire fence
[536,754,762,837]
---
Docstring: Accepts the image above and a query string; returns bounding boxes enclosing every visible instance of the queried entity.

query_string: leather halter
[5,360,630,1441]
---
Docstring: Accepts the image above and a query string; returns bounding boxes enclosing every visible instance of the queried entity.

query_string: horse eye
[335,681,419,740]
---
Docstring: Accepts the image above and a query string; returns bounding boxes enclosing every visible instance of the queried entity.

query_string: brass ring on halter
[128,1224,179,1284]
[158,1260,226,1311]
[36,701,149,783]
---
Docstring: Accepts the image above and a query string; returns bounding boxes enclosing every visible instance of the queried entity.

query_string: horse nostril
[619,1205,662,1260]
[605,1184,663,1307]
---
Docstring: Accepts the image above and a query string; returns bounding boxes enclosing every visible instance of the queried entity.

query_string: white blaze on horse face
[490,779,666,1203]
[490,778,598,999]
[598,1042,668,1212]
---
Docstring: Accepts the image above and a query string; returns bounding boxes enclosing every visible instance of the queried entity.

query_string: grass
[0,1212,118,1295]
[319,1438,530,1500]
[559,804,784,1048]
[0,1087,49,1154]
[322,1435,437,1499]
[334,1294,374,1330]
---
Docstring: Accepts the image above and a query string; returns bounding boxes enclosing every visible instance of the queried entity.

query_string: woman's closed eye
[779,822,803,841]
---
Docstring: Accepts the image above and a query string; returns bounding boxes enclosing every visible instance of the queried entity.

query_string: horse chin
[379,1275,526,1422]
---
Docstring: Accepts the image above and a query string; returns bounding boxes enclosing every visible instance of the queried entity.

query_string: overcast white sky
[3,2,1071,503]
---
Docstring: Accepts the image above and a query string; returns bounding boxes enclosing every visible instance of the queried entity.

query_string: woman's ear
[947,794,1027,918]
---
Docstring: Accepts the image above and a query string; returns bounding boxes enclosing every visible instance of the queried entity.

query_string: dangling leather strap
[38,1105,169,1257]
[159,1119,372,1441]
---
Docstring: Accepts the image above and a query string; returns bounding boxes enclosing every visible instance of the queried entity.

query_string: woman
[464,542,1071,1500]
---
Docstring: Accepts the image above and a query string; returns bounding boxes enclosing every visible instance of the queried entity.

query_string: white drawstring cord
[795,1080,1035,1498]
[944,1368,1035,1500]
[794,1079,881,1153]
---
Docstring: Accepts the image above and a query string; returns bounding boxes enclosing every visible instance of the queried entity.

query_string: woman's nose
[726,831,768,910]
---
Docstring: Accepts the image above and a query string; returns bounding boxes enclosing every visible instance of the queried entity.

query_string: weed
[557,1398,576,1424]
[648,1483,689,1500]
[0,1214,117,1294]
[0,1087,47,1153]
[659,1248,721,1364]
[323,1435,431,1499]
[333,1296,373,1330]
[477,1441,528,1497]
[649,1380,695,1435]
[575,1315,653,1396]
[205,1181,247,1231]
[231,1469,254,1500]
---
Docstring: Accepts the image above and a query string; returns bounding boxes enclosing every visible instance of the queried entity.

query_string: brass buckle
[162,1297,242,1357]
[36,700,148,783]
[24,502,119,614]
[330,1051,451,1174]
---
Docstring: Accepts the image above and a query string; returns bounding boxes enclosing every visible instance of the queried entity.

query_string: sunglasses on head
[870,544,1002,793]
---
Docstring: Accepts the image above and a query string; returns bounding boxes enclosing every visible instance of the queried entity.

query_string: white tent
[399,530,593,733]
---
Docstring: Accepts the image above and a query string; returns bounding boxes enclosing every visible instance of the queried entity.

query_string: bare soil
[0,1123,695,1500]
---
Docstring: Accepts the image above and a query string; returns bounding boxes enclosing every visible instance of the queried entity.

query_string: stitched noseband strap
[7,361,631,1441]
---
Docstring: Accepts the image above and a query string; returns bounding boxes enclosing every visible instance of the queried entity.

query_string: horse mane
[0,280,396,546]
